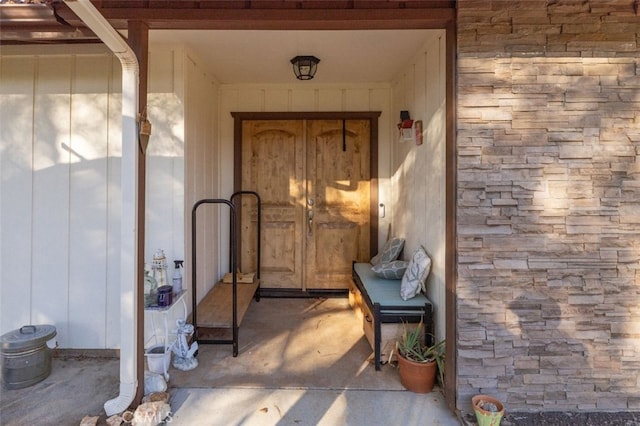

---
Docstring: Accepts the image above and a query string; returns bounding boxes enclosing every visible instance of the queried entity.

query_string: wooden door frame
[232,111,381,260]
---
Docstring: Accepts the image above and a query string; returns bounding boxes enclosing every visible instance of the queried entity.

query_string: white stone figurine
[172,319,198,371]
[144,370,167,395]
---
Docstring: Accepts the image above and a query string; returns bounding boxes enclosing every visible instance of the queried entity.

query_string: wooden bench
[351,262,434,370]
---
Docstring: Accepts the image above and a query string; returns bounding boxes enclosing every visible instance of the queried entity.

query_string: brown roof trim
[93,5,455,31]
[3,1,455,43]
[0,2,99,43]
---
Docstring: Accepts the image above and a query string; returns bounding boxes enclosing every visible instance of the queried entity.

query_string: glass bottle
[144,265,158,308]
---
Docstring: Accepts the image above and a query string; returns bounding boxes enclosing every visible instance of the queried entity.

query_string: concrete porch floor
[0,297,461,425]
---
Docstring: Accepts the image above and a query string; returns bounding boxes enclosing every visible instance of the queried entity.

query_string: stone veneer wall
[456,0,640,411]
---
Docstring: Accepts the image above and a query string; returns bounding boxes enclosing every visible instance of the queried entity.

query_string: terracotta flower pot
[397,352,437,393]
[472,394,504,426]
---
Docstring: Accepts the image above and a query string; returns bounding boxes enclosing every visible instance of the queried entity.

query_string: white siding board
[31,56,72,342]
[217,88,238,277]
[184,53,219,307]
[317,89,343,111]
[68,55,110,348]
[146,131,181,257]
[144,46,186,309]
[190,64,207,298]
[172,157,186,260]
[343,88,370,111]
[415,54,427,120]
[204,82,217,292]
[218,88,237,197]
[290,89,317,111]
[413,52,428,253]
[146,49,179,264]
[424,36,447,343]
[149,49,175,94]
[172,51,186,265]
[236,88,264,111]
[368,88,392,248]
[264,88,289,111]
[184,59,199,298]
[145,46,191,346]
[0,56,35,333]
[390,31,446,342]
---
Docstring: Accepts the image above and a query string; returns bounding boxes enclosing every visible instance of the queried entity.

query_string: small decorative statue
[172,319,198,371]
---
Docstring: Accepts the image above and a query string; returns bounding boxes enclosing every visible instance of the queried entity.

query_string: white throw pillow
[370,237,405,266]
[371,260,409,280]
[400,246,431,300]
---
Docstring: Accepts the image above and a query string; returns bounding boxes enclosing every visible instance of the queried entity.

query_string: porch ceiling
[148,29,437,84]
[1,0,452,84]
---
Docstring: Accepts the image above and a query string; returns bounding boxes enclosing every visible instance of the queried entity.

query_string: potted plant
[394,321,445,393]
[472,394,504,426]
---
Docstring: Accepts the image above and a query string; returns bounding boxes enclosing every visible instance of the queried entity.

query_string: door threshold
[260,288,348,299]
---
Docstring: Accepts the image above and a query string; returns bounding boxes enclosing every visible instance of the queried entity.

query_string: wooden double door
[234,114,378,291]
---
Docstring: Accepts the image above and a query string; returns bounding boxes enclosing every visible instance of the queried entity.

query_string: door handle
[307,209,314,235]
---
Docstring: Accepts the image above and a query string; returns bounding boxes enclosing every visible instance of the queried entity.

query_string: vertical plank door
[241,119,370,290]
[241,120,305,289]
[305,120,370,290]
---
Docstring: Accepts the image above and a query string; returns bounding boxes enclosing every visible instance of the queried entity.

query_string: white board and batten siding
[1,49,121,348]
[0,45,201,349]
[181,48,222,322]
[391,31,447,342]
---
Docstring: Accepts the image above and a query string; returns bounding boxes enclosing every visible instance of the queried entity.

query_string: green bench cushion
[353,263,431,308]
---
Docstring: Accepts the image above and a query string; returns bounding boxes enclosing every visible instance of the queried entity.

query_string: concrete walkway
[1,298,462,425]
[169,387,460,425]
[0,355,460,425]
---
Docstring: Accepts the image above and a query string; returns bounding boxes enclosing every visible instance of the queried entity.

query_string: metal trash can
[1,325,57,390]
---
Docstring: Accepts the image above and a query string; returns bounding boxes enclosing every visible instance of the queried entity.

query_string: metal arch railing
[191,198,239,354]
[190,192,262,357]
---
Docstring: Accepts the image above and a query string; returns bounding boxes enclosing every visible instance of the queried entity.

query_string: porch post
[126,20,149,406]
[444,18,458,411]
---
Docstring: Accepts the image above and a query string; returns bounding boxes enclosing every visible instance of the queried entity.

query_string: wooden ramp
[196,279,259,328]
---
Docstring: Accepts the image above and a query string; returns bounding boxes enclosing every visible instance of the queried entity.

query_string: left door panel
[241,120,305,289]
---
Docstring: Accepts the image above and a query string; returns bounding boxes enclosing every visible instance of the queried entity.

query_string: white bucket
[145,344,171,375]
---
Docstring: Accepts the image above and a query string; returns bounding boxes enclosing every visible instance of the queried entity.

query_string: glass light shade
[291,55,320,80]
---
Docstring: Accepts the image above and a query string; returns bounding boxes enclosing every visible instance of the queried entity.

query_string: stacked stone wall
[457,0,640,411]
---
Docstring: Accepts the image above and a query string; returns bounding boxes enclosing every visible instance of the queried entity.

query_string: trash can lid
[1,325,57,351]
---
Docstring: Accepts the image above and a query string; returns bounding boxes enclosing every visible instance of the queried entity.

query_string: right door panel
[304,119,371,290]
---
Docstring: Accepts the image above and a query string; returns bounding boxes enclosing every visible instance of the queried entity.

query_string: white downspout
[63,0,140,416]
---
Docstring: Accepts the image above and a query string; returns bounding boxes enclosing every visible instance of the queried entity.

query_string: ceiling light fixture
[290,55,320,80]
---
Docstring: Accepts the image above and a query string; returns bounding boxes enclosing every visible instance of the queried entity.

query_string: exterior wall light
[290,55,320,80]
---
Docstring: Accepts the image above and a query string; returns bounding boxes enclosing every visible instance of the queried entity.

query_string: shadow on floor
[0,297,459,425]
